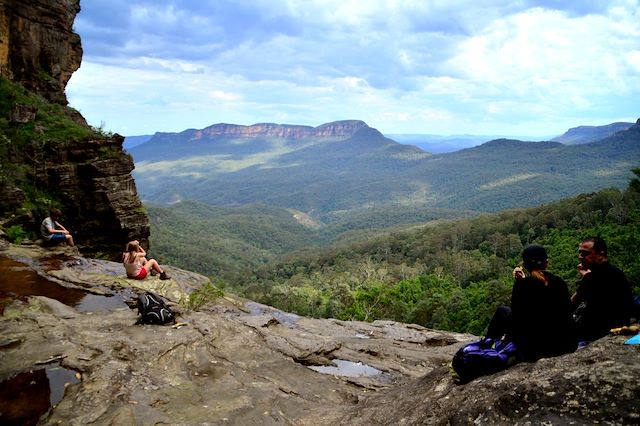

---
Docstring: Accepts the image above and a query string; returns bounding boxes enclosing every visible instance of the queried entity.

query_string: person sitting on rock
[571,236,633,344]
[40,208,74,246]
[123,240,170,280]
[485,245,577,360]
[451,245,578,384]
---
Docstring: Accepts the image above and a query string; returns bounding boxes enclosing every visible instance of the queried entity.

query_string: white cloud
[437,4,640,127]
[67,0,640,136]
[208,90,242,101]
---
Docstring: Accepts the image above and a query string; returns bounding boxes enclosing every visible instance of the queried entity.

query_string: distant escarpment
[552,121,634,145]
[143,120,386,159]
[0,0,149,258]
[192,120,370,140]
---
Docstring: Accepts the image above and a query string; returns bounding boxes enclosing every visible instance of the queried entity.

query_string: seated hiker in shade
[501,245,577,361]
[123,240,170,280]
[451,245,577,384]
[571,236,633,344]
[40,208,74,246]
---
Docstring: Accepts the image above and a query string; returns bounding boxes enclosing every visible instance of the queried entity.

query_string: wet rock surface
[0,244,472,425]
[1,243,639,425]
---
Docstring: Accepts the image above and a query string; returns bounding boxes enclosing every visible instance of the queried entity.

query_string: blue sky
[66,0,640,137]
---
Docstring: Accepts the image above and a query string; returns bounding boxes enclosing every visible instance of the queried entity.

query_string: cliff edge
[1,243,638,425]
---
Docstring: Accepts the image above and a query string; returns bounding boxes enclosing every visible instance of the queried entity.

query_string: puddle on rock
[308,359,385,378]
[39,254,76,272]
[0,363,80,425]
[0,257,125,314]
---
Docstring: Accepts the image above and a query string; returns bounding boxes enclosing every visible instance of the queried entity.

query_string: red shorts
[131,267,148,280]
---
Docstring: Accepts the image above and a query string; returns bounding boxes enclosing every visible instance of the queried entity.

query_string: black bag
[134,292,175,325]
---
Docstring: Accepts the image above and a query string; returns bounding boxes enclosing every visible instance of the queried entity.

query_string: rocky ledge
[0,243,639,425]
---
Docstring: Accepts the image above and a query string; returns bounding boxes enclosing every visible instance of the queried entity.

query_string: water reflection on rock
[0,363,80,425]
[309,359,386,378]
[0,256,124,314]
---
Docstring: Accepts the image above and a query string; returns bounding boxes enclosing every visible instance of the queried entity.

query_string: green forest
[146,201,476,283]
[150,170,640,336]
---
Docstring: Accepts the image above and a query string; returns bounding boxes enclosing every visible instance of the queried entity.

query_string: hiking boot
[159,271,170,280]
[150,269,158,276]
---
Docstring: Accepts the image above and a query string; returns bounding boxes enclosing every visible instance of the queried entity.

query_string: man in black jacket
[572,237,633,343]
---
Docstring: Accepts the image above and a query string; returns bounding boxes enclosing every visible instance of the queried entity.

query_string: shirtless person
[123,240,170,280]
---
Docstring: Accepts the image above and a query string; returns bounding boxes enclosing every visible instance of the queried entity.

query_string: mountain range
[128,118,640,223]
[386,121,634,153]
[127,120,632,153]
[386,133,543,153]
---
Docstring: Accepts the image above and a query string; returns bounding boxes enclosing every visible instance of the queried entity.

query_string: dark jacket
[510,271,577,361]
[573,262,632,341]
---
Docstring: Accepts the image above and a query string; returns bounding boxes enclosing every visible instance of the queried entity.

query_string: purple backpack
[450,338,519,384]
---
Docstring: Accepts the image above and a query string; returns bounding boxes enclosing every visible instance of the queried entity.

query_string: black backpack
[134,292,176,325]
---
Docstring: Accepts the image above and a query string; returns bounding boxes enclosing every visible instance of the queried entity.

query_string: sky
[66,0,640,137]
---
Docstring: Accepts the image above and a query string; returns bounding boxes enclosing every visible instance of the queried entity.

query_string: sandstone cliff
[0,0,149,258]
[0,0,81,105]
[192,120,371,140]
[146,120,382,147]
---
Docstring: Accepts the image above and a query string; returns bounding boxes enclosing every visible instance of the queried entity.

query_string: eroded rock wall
[0,0,150,258]
[0,0,81,105]
[29,135,150,257]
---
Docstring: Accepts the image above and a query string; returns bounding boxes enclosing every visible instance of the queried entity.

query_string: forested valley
[150,170,640,336]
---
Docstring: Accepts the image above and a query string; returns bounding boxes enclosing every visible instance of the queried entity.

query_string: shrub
[184,281,224,310]
[5,224,27,244]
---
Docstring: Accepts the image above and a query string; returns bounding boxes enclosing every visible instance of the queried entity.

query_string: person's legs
[485,306,512,340]
[144,259,170,280]
[144,258,162,273]
[48,234,67,245]
[48,233,74,246]
[139,257,158,275]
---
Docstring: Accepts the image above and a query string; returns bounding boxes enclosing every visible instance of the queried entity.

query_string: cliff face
[0,0,82,105]
[190,120,371,140]
[0,0,149,258]
[22,134,150,257]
